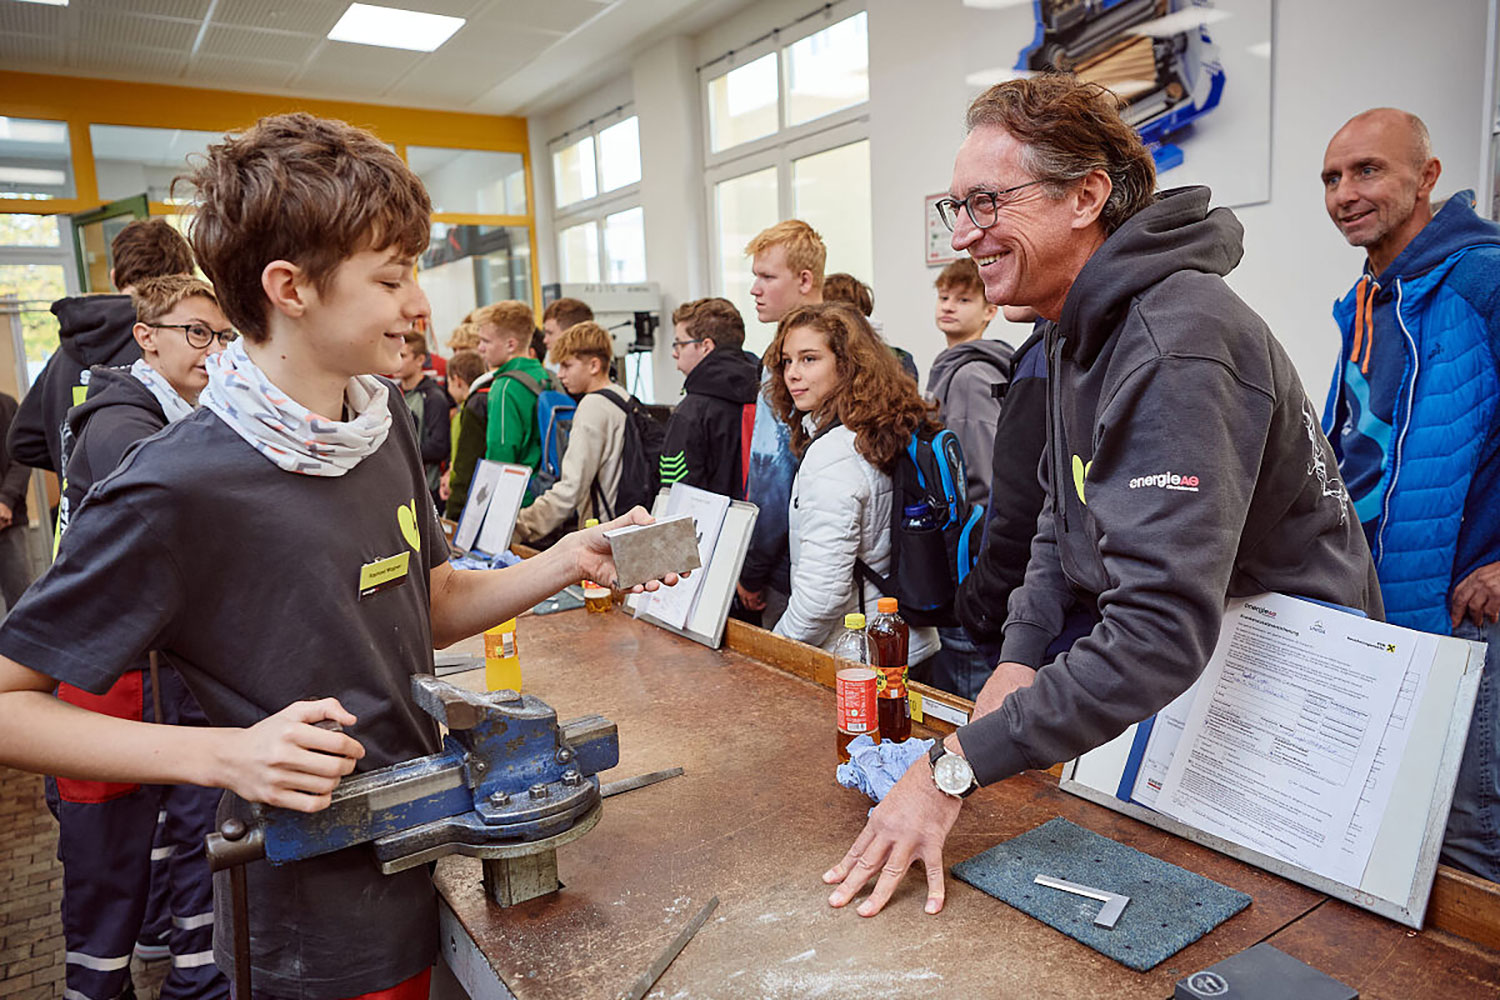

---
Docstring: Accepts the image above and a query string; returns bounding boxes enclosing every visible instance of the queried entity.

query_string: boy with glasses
[10,218,195,475]
[659,298,758,499]
[0,112,675,1000]
[52,273,232,1000]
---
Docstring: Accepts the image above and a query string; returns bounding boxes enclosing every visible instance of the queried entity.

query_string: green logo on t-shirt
[397,499,421,553]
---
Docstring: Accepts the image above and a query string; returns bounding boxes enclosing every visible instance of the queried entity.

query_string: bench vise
[207,674,619,908]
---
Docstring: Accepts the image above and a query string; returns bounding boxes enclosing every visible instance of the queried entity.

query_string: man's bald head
[1333,108,1432,169]
[1321,107,1442,275]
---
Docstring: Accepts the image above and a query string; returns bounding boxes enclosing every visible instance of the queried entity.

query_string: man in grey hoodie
[824,75,1381,919]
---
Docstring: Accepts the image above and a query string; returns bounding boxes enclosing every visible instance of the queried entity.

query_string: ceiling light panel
[0,168,68,186]
[326,3,464,52]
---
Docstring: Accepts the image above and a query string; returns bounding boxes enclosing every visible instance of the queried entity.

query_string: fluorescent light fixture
[327,3,464,52]
[11,1,69,6]
[0,117,69,144]
[0,167,67,186]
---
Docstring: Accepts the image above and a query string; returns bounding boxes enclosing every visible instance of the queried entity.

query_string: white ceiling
[0,0,751,117]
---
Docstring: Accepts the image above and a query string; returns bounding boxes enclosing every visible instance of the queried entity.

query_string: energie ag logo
[1128,470,1201,492]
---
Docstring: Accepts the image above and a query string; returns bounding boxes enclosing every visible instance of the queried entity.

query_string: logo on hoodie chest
[1127,470,1202,493]
[1072,455,1092,505]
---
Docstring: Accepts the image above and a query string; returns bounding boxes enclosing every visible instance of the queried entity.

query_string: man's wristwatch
[929,741,979,798]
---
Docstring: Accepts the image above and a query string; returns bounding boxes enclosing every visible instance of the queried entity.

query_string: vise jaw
[211,674,619,909]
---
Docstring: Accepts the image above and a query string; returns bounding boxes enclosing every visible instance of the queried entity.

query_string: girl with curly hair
[763,303,942,663]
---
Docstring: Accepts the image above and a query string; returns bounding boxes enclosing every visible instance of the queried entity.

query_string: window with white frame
[551,111,646,285]
[702,6,871,352]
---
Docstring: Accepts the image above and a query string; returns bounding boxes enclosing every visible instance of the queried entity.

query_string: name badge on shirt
[359,551,410,600]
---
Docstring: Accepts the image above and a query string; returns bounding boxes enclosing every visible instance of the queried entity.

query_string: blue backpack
[855,427,984,629]
[531,388,578,496]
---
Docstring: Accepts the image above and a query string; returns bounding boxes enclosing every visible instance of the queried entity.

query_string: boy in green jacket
[446,300,550,518]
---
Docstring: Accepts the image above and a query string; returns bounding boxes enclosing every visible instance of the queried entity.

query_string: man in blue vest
[1321,107,1500,881]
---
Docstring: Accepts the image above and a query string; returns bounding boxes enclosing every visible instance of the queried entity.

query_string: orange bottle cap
[876,597,898,613]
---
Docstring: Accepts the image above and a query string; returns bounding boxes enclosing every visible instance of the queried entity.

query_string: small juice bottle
[868,597,911,743]
[582,518,612,613]
[483,618,521,692]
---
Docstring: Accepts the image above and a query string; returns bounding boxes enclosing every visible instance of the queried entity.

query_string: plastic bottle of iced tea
[868,597,911,743]
[832,613,878,762]
[582,518,613,613]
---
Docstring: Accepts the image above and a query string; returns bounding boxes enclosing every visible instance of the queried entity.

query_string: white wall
[867,0,1491,392]
[633,34,709,401]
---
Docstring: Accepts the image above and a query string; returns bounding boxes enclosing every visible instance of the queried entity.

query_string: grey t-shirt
[0,391,448,999]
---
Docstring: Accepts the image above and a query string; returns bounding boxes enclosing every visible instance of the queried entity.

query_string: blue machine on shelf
[1017,0,1226,172]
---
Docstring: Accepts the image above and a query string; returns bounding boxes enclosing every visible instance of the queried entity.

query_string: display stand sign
[627,485,758,649]
[453,460,531,557]
[1060,593,1486,928]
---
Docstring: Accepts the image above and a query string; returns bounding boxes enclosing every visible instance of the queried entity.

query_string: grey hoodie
[926,338,1014,504]
[955,187,1382,786]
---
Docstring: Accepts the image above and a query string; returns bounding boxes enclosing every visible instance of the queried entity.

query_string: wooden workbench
[433,608,1500,999]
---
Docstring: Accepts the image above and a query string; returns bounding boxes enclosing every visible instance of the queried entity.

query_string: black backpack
[855,427,984,629]
[589,390,667,519]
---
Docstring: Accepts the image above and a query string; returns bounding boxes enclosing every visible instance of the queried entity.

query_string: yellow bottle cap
[844,613,866,629]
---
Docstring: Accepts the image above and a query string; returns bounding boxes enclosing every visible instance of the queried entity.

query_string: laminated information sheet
[1152,594,1416,885]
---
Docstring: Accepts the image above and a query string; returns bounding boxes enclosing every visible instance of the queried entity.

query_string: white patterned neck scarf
[199,340,391,477]
[129,358,196,424]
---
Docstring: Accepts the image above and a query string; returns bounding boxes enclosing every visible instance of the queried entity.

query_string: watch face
[933,753,974,795]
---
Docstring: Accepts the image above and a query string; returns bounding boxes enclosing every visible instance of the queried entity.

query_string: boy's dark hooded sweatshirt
[9,295,142,473]
[61,366,168,520]
[659,347,759,499]
[956,187,1383,786]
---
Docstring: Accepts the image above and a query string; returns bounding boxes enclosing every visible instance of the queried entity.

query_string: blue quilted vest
[1323,247,1500,635]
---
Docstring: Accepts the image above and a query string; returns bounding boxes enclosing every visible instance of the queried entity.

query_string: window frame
[699,6,870,312]
[550,108,644,286]
[700,6,869,171]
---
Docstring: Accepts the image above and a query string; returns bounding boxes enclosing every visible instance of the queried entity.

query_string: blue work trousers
[55,665,229,1000]
[1443,620,1500,883]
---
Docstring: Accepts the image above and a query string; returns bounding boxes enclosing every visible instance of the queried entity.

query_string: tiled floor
[0,765,169,999]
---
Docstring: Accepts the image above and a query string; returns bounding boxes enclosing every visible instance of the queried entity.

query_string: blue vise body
[254,675,619,871]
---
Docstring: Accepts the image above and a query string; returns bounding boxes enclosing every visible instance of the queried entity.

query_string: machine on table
[206,675,619,993]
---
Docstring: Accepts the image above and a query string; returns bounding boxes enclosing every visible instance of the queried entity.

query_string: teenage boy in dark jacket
[926,258,1013,505]
[0,112,679,1000]
[825,75,1381,921]
[55,273,232,1000]
[9,219,194,474]
[660,298,759,499]
[392,329,452,510]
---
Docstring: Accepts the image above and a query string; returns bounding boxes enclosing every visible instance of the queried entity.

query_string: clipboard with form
[1061,592,1486,928]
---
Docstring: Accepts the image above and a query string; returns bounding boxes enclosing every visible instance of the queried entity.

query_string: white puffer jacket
[773,421,940,663]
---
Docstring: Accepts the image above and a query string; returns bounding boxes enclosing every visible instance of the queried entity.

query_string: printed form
[1154,594,1412,884]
